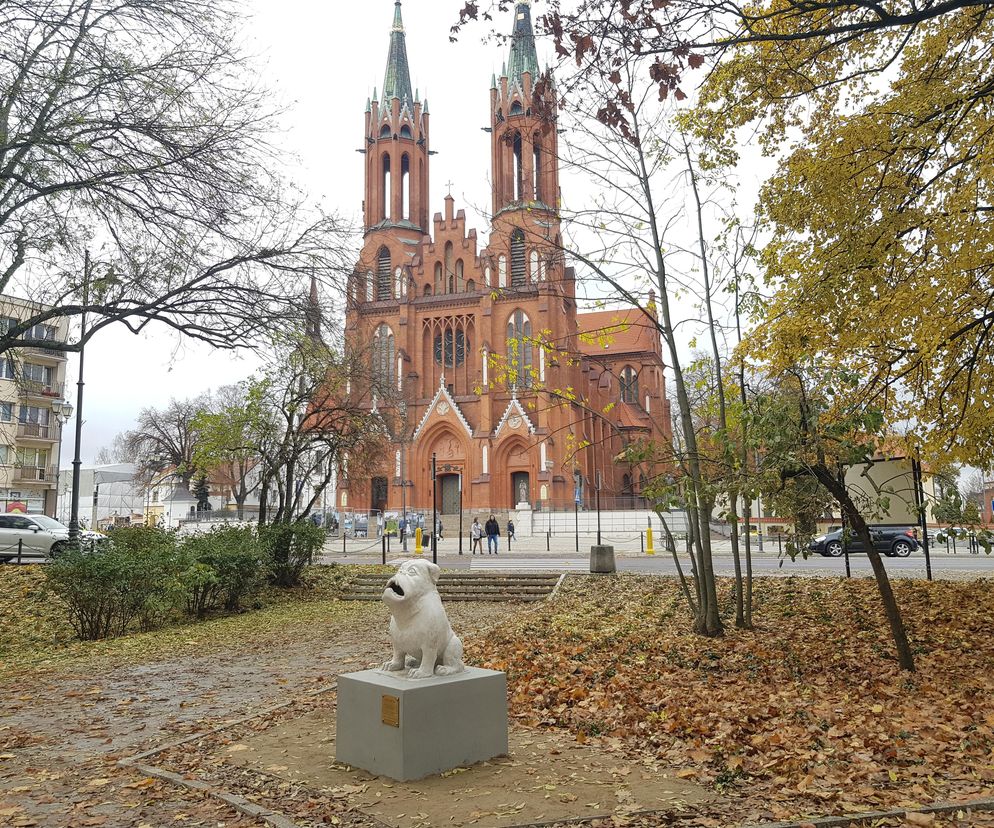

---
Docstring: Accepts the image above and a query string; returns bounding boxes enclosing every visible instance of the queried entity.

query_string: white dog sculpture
[381,560,465,679]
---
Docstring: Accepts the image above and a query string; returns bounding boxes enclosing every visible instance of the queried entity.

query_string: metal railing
[16,422,60,441]
[13,464,59,482]
[18,380,65,398]
[24,345,68,359]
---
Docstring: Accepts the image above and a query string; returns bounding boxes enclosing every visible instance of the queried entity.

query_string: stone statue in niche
[518,479,529,504]
[381,560,466,679]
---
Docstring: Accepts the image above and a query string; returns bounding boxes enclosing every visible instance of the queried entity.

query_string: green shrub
[45,524,266,639]
[178,526,263,616]
[259,521,324,587]
[45,546,158,640]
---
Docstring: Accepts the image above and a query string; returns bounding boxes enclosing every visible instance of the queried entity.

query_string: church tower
[486,0,566,297]
[490,1,559,222]
[359,1,430,304]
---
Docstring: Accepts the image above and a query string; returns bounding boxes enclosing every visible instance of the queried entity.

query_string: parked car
[808,526,920,558]
[0,514,106,563]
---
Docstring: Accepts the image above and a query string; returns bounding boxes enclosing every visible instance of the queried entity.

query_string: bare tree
[124,395,207,488]
[0,0,354,357]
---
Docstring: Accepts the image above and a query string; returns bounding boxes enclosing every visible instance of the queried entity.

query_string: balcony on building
[18,380,66,400]
[13,464,59,485]
[16,421,61,442]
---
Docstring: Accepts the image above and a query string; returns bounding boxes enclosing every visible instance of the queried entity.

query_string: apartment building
[0,296,70,516]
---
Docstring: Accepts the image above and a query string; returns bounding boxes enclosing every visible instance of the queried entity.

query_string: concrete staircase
[342,571,562,602]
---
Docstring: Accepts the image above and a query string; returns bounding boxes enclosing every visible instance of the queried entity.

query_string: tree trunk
[813,463,915,671]
[727,490,746,627]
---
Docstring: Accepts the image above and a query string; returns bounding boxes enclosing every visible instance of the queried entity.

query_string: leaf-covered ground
[467,575,994,825]
[3,567,994,827]
[0,564,381,677]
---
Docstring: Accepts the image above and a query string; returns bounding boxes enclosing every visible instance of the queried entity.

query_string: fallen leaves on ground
[0,564,390,679]
[466,575,994,825]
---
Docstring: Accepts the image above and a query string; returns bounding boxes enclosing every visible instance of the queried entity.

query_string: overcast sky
[63,1,763,465]
[64,1,529,463]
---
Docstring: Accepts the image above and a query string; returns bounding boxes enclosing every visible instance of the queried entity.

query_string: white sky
[64,1,509,463]
[62,1,764,464]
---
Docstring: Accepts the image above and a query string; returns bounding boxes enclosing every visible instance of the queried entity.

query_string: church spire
[506,1,539,88]
[382,0,414,105]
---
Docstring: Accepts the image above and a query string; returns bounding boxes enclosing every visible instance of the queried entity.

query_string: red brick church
[339,0,672,516]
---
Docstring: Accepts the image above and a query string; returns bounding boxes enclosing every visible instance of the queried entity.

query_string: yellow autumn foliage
[699,5,994,468]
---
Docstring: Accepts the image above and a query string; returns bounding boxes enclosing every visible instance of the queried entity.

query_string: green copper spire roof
[382,0,414,105]
[506,1,539,87]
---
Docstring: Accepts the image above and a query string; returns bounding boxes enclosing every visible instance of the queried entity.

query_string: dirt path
[0,602,514,828]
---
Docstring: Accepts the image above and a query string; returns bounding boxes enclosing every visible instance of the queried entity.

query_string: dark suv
[809,527,920,558]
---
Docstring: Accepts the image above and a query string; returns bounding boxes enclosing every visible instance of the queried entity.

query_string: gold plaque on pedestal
[381,694,400,727]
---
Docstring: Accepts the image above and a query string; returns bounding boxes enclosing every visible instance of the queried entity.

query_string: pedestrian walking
[471,517,483,554]
[435,515,444,541]
[485,514,500,554]
[507,518,516,542]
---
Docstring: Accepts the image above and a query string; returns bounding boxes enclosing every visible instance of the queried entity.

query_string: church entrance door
[439,474,461,515]
[511,471,530,507]
[371,477,388,516]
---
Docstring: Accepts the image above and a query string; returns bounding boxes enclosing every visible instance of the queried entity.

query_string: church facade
[340,1,672,516]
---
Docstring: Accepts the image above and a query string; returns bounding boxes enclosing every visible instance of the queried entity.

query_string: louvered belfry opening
[510,229,526,287]
[377,247,392,301]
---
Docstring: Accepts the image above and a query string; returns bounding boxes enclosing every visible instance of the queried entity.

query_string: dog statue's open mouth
[387,579,405,597]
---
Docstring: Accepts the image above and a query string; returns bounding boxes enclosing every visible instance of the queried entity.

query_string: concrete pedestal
[336,667,508,781]
[514,505,533,537]
[589,544,616,573]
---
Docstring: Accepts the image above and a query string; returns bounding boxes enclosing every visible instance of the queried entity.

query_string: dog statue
[381,560,465,679]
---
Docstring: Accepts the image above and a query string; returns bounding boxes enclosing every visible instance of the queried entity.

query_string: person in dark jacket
[484,515,500,555]
[506,519,516,542]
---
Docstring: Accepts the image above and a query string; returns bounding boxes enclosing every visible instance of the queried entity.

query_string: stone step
[342,570,562,602]
[342,592,548,602]
[348,586,556,595]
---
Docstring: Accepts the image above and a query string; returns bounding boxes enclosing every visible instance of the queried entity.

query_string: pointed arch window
[444,242,455,293]
[400,125,413,139]
[533,135,542,202]
[620,366,639,405]
[434,262,443,294]
[456,259,465,291]
[512,132,523,201]
[381,154,391,221]
[373,324,396,390]
[510,229,526,287]
[434,323,469,368]
[401,154,411,220]
[376,247,392,301]
[506,309,533,389]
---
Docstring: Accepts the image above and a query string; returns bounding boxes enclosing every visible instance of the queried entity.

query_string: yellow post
[415,526,423,555]
[646,526,655,555]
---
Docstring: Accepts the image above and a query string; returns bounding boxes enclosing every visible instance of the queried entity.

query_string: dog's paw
[407,667,435,679]
[405,655,421,668]
[382,660,405,672]
[435,664,465,676]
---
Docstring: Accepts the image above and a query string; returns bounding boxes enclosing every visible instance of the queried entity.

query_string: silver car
[0,514,104,563]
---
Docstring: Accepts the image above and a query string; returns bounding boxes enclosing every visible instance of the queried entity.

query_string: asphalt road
[323,535,994,580]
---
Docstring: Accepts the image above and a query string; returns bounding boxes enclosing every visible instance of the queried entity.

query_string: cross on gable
[445,179,454,196]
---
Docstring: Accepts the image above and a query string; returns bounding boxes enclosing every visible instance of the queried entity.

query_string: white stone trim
[494,394,536,437]
[413,376,474,440]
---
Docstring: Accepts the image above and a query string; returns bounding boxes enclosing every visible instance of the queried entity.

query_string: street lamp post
[51,399,75,521]
[431,452,437,565]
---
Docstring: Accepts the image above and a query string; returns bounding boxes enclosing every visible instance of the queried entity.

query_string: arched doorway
[371,476,388,515]
[438,473,461,514]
